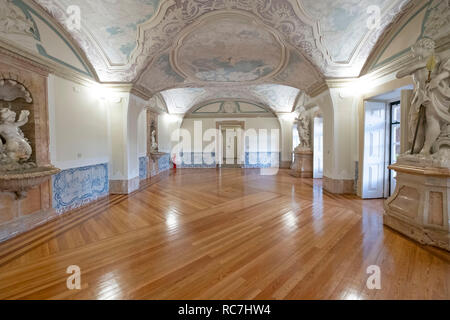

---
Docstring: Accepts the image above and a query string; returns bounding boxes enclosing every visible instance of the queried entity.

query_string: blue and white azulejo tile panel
[178,152,216,168]
[244,152,280,168]
[158,153,171,172]
[139,156,149,180]
[52,163,109,213]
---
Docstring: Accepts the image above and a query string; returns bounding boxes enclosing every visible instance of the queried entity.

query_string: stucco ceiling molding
[33,0,108,78]
[188,98,274,115]
[134,0,328,84]
[35,0,327,82]
[296,0,413,77]
[34,0,414,82]
[347,0,413,77]
[160,83,301,114]
[359,0,421,76]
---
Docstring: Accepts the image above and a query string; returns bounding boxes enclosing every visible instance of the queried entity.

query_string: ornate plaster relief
[35,0,413,83]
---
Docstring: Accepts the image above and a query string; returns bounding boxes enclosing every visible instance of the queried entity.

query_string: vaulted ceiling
[161,84,301,114]
[34,0,413,113]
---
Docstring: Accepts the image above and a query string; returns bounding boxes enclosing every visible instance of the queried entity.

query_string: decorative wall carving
[0,0,35,37]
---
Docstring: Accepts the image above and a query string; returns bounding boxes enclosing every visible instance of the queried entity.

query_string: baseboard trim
[323,176,355,194]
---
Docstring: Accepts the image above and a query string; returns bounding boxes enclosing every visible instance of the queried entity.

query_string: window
[292,124,299,162]
[389,101,401,195]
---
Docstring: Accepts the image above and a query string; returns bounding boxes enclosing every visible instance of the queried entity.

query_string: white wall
[181,117,280,151]
[158,113,183,153]
[48,75,146,183]
[137,110,147,157]
[48,75,109,170]
[126,95,147,180]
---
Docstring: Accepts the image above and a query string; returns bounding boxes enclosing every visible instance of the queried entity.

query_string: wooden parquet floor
[0,169,448,300]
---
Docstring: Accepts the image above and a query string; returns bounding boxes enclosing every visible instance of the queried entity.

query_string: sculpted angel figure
[397,38,450,155]
[151,130,158,151]
[295,109,311,152]
[0,107,32,163]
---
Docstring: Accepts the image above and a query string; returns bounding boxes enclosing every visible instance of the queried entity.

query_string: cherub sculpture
[151,130,158,151]
[0,107,33,164]
[295,109,311,152]
[397,38,450,156]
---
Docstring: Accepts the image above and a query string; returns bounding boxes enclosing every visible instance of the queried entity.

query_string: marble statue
[397,38,450,161]
[0,0,35,36]
[295,109,311,152]
[151,130,158,151]
[0,107,35,170]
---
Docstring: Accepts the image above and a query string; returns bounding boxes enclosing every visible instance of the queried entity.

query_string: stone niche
[0,51,57,242]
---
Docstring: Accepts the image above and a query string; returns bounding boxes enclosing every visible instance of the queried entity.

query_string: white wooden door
[313,117,324,179]
[362,101,387,199]
[223,128,237,165]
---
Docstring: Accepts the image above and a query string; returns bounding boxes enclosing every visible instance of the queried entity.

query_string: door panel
[363,101,387,199]
[313,117,324,179]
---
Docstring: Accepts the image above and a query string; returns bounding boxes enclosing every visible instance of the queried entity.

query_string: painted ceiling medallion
[173,13,286,83]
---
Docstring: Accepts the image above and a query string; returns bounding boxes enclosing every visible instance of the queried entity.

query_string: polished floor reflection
[0,169,448,300]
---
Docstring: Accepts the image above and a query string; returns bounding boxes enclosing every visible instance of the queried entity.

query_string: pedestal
[290,151,313,178]
[149,152,169,177]
[384,161,449,251]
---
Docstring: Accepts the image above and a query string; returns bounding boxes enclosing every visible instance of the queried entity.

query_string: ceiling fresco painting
[422,0,450,40]
[301,0,397,63]
[175,14,284,83]
[36,0,412,83]
[53,0,161,65]
[160,87,206,114]
[274,48,322,91]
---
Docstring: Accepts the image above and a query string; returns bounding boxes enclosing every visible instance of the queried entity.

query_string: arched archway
[176,98,282,169]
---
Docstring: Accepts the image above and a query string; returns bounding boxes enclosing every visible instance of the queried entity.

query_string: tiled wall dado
[178,152,217,168]
[158,154,171,172]
[52,163,109,213]
[140,154,170,179]
[176,152,281,168]
[139,156,149,180]
[244,152,280,168]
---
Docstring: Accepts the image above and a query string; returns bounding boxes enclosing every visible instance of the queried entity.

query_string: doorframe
[362,99,403,199]
[387,100,401,197]
[361,99,389,199]
[216,121,245,168]
[312,115,324,179]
